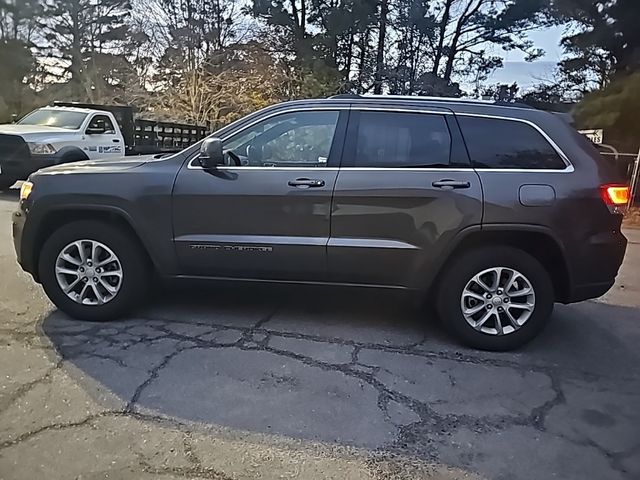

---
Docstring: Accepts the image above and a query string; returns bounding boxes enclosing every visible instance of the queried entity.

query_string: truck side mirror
[199,138,224,169]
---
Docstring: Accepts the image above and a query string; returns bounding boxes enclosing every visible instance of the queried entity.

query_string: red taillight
[600,184,630,206]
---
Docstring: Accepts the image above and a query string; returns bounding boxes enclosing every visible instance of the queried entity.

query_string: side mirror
[86,126,106,135]
[199,137,224,169]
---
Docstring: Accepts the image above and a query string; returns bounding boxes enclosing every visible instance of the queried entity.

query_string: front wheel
[436,246,554,351]
[39,220,150,321]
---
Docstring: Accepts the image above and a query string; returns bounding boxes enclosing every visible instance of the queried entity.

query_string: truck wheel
[39,220,150,321]
[436,246,554,351]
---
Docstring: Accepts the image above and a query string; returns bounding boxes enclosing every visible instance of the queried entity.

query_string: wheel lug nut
[487,304,493,309]
[504,298,509,303]
[498,307,503,312]
[93,277,98,282]
[486,294,492,299]
[87,261,92,267]
[82,277,88,283]
[79,267,84,272]
[497,289,503,294]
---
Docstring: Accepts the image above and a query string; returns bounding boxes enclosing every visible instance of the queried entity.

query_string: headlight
[20,181,33,201]
[27,143,56,155]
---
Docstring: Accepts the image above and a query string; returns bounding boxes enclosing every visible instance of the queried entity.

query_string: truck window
[88,115,116,134]
[458,116,566,170]
[18,109,87,130]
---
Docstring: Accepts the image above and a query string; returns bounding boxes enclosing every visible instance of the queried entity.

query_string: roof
[41,106,104,115]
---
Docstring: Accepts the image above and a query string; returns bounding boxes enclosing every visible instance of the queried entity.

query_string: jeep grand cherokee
[12,95,629,350]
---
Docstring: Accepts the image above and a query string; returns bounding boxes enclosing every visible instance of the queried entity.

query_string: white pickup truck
[0,103,207,189]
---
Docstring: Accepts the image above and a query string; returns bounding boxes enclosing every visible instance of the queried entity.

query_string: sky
[466,26,566,91]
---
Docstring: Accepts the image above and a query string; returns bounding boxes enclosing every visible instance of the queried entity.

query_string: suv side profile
[12,95,628,350]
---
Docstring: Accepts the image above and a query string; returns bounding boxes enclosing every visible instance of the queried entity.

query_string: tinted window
[350,111,451,167]
[223,111,339,167]
[458,116,566,169]
[88,115,116,134]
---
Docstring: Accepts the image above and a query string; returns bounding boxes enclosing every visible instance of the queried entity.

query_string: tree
[39,0,133,101]
[573,72,640,151]
[554,0,640,91]
[0,0,42,120]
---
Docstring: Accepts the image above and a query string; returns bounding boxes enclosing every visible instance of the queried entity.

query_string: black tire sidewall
[39,220,148,321]
[437,246,554,351]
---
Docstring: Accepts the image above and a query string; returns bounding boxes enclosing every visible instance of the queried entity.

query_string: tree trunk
[373,0,388,94]
[432,0,453,75]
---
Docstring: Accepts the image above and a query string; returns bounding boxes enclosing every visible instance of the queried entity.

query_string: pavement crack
[125,346,195,412]
[0,411,119,451]
[0,358,63,413]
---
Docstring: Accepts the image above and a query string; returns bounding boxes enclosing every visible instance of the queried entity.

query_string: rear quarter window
[458,116,567,170]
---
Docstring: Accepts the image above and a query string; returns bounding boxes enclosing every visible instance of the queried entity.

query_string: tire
[436,246,554,351]
[39,220,150,321]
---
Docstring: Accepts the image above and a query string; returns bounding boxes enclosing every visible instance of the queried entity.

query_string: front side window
[87,115,116,134]
[458,116,566,170]
[348,111,452,168]
[222,110,339,167]
[18,109,87,130]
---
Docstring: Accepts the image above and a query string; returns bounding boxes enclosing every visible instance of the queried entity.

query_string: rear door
[328,107,483,288]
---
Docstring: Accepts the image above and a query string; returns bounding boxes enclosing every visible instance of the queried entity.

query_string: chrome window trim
[456,113,574,172]
[186,106,575,173]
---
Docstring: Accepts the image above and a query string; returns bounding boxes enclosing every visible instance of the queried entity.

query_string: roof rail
[328,93,361,99]
[327,93,537,110]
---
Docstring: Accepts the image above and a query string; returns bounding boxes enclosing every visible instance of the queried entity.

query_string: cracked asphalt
[1,190,639,480]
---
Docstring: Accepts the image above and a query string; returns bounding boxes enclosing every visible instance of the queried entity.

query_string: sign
[579,129,604,144]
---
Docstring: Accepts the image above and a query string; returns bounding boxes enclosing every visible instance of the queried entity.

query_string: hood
[35,155,158,176]
[0,124,75,135]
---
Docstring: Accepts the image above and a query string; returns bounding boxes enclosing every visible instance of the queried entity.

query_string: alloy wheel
[460,267,535,335]
[54,239,123,305]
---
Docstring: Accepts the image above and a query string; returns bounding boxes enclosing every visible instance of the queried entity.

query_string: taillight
[600,184,630,213]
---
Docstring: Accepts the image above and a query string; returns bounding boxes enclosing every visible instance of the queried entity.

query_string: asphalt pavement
[0,189,639,480]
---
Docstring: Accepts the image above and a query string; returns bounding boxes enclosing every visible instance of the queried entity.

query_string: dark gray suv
[12,95,629,350]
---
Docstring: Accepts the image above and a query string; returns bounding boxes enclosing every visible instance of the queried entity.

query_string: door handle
[112,139,120,143]
[432,179,471,190]
[288,178,325,188]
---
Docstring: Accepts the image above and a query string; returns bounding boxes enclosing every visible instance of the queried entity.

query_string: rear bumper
[564,229,627,303]
[565,280,615,303]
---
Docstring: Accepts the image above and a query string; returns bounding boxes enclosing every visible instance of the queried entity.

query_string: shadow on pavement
[39,283,640,454]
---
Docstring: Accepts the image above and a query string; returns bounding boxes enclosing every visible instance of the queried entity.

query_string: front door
[172,108,347,281]
[84,114,123,158]
[329,108,483,288]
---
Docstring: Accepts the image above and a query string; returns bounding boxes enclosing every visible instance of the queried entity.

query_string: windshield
[18,109,87,130]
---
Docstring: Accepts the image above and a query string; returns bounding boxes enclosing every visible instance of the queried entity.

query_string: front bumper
[1,153,57,181]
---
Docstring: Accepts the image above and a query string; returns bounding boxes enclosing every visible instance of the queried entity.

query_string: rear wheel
[436,246,554,351]
[39,220,149,321]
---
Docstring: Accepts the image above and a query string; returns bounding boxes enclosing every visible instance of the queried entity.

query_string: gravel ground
[1,189,639,480]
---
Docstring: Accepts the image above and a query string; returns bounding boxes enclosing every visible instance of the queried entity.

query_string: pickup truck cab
[0,103,208,190]
[0,106,125,189]
[12,95,629,351]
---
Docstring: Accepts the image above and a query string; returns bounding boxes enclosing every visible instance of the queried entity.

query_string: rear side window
[348,111,452,167]
[458,116,566,170]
